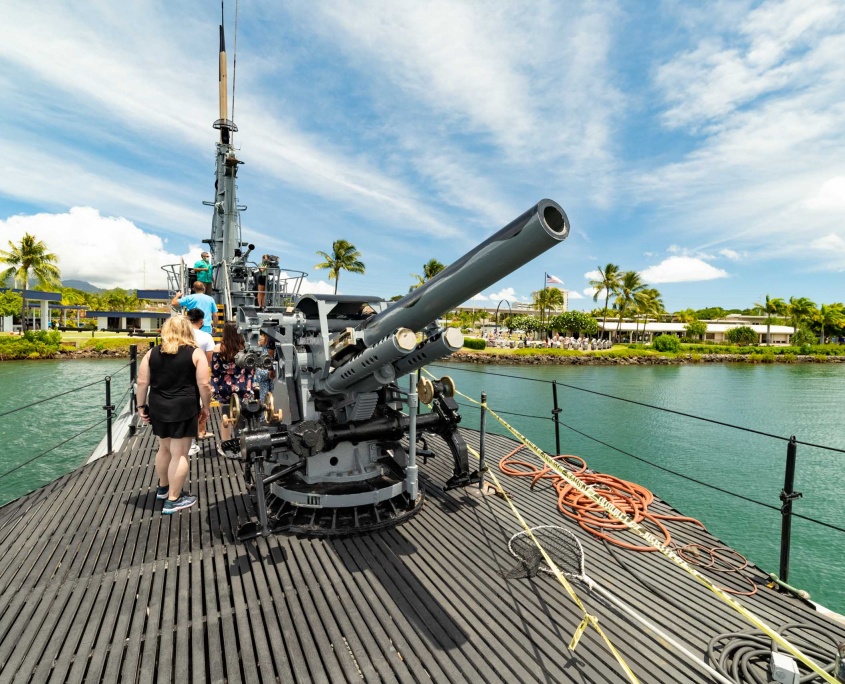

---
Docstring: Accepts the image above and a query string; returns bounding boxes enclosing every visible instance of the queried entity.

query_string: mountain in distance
[62,279,102,293]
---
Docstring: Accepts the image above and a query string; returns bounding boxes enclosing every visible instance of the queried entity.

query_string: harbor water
[0,358,843,614]
[432,360,845,615]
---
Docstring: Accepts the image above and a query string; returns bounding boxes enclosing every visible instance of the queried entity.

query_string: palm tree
[314,240,366,294]
[0,233,60,333]
[754,294,787,345]
[635,288,664,341]
[674,308,697,324]
[787,296,817,333]
[532,287,565,335]
[614,271,647,341]
[409,258,445,291]
[815,303,845,344]
[589,263,621,340]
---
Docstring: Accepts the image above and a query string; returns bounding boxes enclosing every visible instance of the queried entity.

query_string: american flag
[545,273,564,286]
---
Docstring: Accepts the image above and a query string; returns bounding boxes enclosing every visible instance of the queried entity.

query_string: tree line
[4,233,844,344]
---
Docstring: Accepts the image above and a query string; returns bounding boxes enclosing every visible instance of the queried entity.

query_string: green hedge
[463,337,487,350]
[679,343,845,356]
[652,334,681,352]
[0,330,62,360]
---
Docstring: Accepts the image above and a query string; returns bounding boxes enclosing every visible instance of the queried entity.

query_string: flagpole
[542,272,548,340]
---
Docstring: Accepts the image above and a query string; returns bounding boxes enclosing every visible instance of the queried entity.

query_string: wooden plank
[66,571,119,684]
[256,536,312,684]
[301,538,399,684]
[83,567,137,684]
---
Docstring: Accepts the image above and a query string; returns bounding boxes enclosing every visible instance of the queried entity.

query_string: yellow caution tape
[436,375,837,684]
[465,441,640,683]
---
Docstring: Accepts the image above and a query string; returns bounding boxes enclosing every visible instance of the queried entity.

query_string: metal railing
[432,362,844,584]
[0,344,144,501]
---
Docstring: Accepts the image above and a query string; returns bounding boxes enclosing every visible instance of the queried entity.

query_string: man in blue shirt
[171,282,218,334]
[194,251,213,286]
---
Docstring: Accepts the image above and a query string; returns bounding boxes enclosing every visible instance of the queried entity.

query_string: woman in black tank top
[136,317,213,514]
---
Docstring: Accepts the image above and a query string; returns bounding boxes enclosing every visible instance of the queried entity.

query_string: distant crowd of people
[485,331,612,350]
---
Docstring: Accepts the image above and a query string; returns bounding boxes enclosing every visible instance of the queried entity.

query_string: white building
[598,319,795,345]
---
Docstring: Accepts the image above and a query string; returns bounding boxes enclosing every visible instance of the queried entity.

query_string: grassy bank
[0,331,147,360]
[454,341,845,364]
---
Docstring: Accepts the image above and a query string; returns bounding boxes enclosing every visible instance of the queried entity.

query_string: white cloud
[0,208,185,289]
[641,256,729,283]
[298,278,337,295]
[583,269,601,280]
[567,290,584,299]
[806,176,845,210]
[583,287,601,299]
[464,286,520,303]
[0,140,207,236]
[719,248,743,260]
[809,233,845,253]
[485,287,518,302]
[0,2,459,241]
[655,0,840,129]
[635,0,845,266]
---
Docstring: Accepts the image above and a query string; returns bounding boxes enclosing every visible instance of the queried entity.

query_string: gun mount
[228,200,569,538]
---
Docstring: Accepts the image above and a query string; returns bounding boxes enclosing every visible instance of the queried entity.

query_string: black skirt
[151,414,198,439]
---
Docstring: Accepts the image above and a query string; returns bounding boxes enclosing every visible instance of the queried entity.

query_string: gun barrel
[321,328,417,394]
[392,327,463,378]
[359,199,568,346]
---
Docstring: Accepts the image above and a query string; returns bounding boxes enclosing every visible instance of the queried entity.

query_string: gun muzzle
[393,327,463,378]
[321,328,417,394]
[359,199,568,346]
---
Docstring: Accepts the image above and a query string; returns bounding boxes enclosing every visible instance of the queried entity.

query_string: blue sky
[1,0,843,312]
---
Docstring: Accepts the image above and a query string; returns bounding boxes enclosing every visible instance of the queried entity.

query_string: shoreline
[3,347,845,365]
[448,350,845,365]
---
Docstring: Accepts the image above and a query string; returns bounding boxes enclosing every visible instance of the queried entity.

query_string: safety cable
[0,361,131,420]
[456,390,845,534]
[0,378,106,419]
[0,418,108,481]
[430,362,845,454]
[455,399,554,423]
[425,370,838,683]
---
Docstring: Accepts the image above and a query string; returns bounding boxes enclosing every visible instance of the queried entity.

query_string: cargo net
[502,525,586,581]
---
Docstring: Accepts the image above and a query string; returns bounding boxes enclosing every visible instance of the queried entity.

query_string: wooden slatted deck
[0,414,841,682]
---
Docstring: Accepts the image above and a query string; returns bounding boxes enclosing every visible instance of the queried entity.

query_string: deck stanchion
[779,435,802,583]
[478,392,487,489]
[103,376,115,455]
[129,344,138,413]
[552,380,561,456]
[405,374,419,501]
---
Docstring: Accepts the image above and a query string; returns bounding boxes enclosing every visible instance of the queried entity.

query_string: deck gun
[227,200,569,537]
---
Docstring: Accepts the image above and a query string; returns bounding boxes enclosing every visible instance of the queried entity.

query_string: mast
[207,7,248,312]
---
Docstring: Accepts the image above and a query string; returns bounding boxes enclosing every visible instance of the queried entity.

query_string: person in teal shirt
[194,251,213,286]
[171,282,218,334]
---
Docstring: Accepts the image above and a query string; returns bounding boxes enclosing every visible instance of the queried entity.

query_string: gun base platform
[264,489,424,537]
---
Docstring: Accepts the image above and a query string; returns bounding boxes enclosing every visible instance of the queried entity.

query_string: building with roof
[598,318,795,344]
[0,288,65,332]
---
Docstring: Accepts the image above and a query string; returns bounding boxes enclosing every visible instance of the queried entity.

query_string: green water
[0,359,131,505]
[1,359,843,614]
[433,361,845,614]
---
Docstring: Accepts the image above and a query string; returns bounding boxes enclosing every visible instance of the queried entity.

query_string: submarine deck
[0,416,841,683]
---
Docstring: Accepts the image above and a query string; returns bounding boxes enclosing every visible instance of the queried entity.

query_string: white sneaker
[188,443,201,456]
